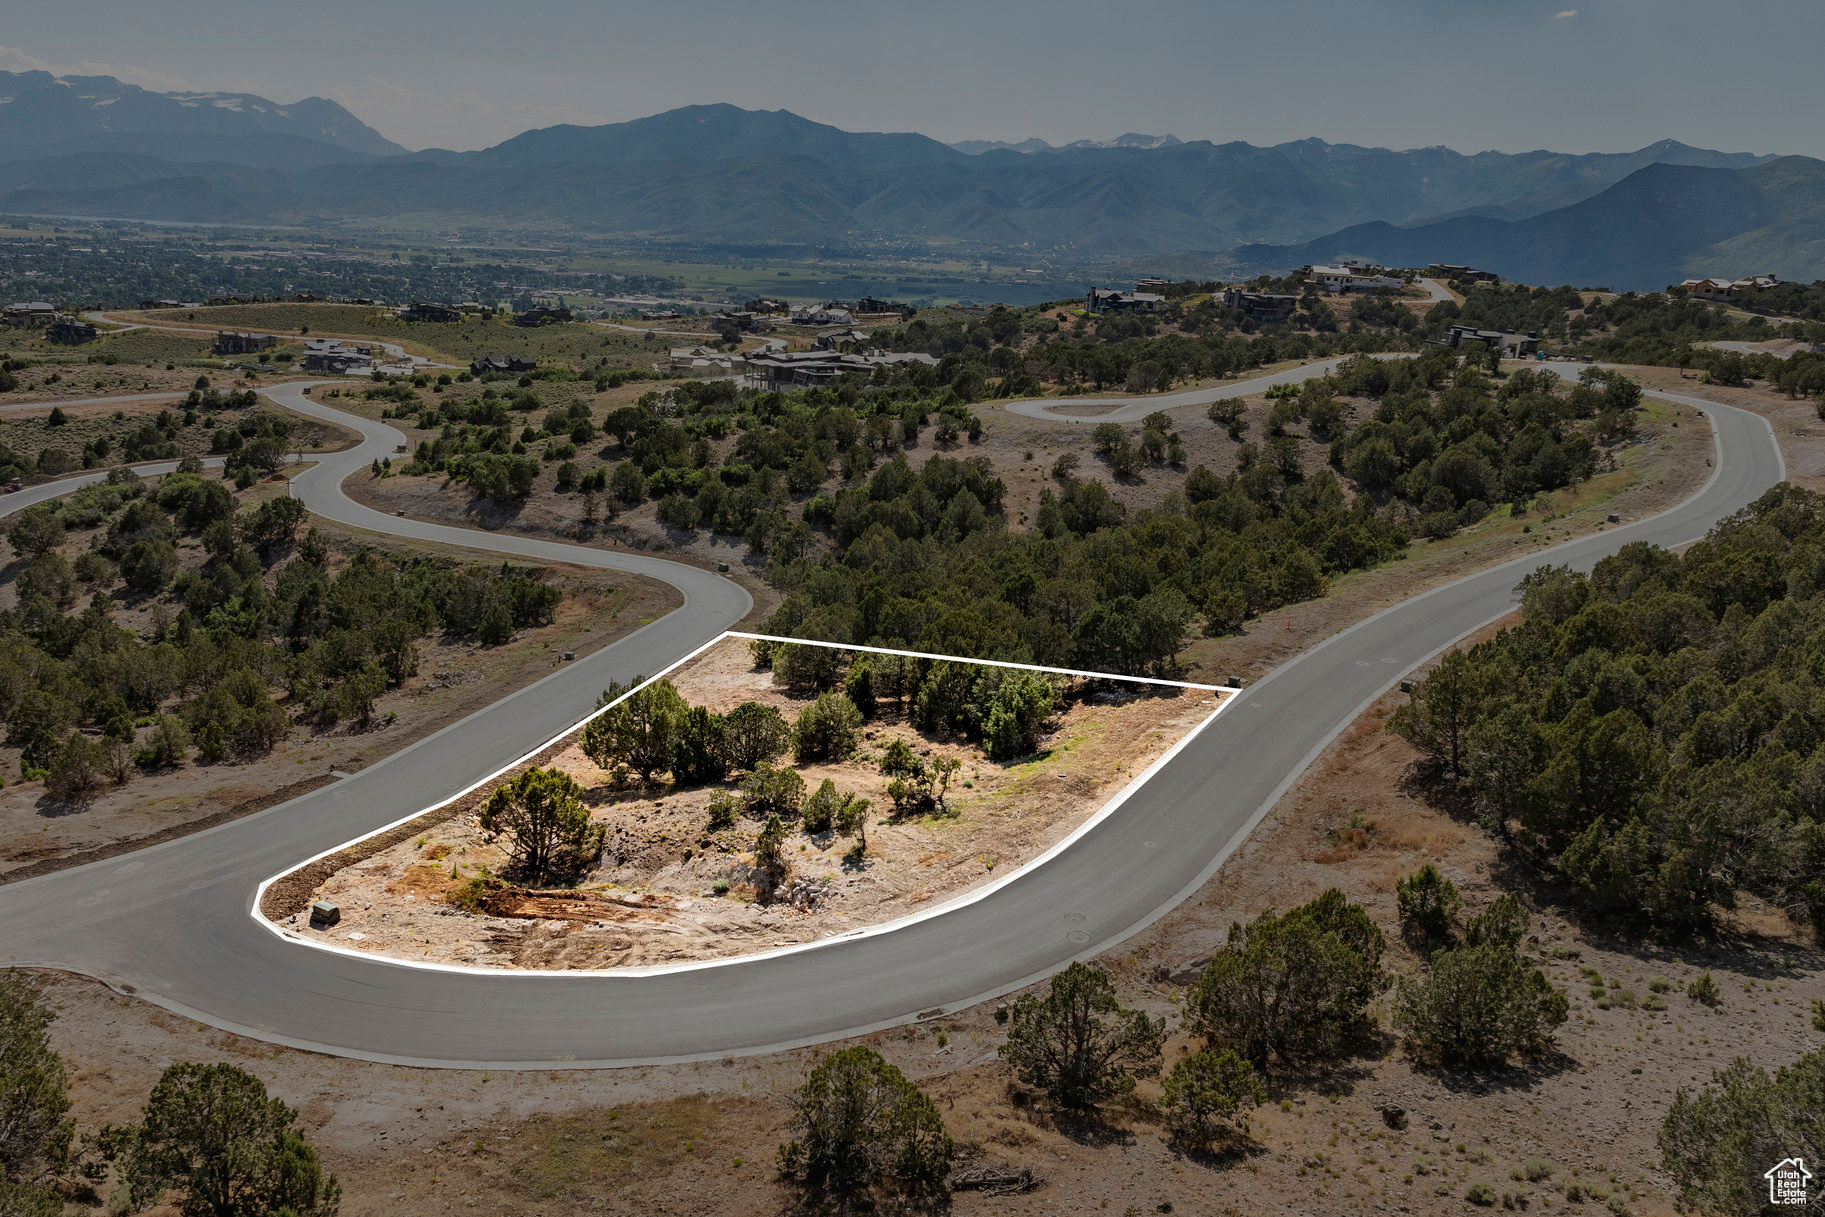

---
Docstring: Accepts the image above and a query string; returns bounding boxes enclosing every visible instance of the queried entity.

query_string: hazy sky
[2,0,1818,156]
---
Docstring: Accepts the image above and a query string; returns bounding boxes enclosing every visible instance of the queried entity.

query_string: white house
[1307,263,1403,293]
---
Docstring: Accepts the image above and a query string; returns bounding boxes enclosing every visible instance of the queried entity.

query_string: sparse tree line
[1,466,563,800]
[477,645,1063,895]
[774,881,1584,1209]
[0,970,338,1216]
[1440,280,1825,393]
[0,380,271,484]
[1394,484,1825,939]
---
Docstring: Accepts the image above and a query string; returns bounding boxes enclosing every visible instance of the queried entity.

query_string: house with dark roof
[1085,288,1164,314]
[46,318,98,345]
[469,355,538,377]
[214,331,276,355]
[399,302,464,323]
[2,302,57,328]
[1221,288,1298,322]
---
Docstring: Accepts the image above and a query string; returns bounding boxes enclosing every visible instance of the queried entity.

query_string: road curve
[1004,355,1376,424]
[0,375,1785,1068]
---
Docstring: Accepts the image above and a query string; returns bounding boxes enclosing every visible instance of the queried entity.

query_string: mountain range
[0,70,403,168]
[1223,156,1825,290]
[950,133,1185,155]
[0,77,1815,288]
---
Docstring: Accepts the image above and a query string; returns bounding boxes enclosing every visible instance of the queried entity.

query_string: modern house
[1085,287,1164,314]
[513,306,573,327]
[301,337,373,374]
[1445,324,1540,358]
[398,302,464,323]
[1306,263,1403,293]
[1427,263,1499,284]
[738,347,937,390]
[469,355,538,377]
[1221,288,1299,322]
[2,302,57,328]
[213,331,277,355]
[46,318,98,345]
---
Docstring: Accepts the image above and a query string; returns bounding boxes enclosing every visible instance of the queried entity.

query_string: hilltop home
[738,347,937,390]
[1221,288,1298,322]
[1306,263,1403,293]
[398,302,463,323]
[513,306,573,327]
[469,355,537,377]
[1675,274,1783,303]
[790,304,856,326]
[1,302,57,328]
[1445,324,1540,358]
[667,346,734,373]
[46,318,98,345]
[813,328,873,351]
[1085,288,1164,315]
[213,331,277,355]
[1428,263,1499,284]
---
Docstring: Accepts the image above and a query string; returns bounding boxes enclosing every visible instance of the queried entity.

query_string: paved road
[1709,339,1819,360]
[1004,355,1382,424]
[0,373,1784,1068]
[0,391,186,414]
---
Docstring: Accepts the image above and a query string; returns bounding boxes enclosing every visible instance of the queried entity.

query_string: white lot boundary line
[250,630,1239,978]
[727,631,1224,691]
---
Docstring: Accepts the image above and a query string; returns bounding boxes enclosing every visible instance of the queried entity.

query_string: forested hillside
[1396,485,1825,938]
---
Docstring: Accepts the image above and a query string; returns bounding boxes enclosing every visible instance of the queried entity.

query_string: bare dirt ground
[31,635,1818,1216]
[0,472,681,880]
[285,637,1222,969]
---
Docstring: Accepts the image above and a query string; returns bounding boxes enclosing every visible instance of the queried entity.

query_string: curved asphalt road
[0,370,1785,1068]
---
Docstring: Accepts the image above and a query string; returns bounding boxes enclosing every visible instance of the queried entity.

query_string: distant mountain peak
[952,132,1183,155]
[0,69,405,160]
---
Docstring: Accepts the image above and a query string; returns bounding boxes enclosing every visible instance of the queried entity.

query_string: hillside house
[1445,324,1540,358]
[1085,288,1164,314]
[739,348,937,390]
[1306,263,1402,293]
[469,355,537,377]
[1221,288,1298,322]
[1428,263,1499,284]
[1675,274,1783,303]
[2,302,57,328]
[667,346,734,374]
[213,331,276,355]
[301,337,373,373]
[790,304,856,326]
[813,328,873,351]
[513,306,573,327]
[46,319,98,345]
[399,302,463,323]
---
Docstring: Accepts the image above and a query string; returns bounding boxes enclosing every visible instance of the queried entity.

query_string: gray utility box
[310,900,341,926]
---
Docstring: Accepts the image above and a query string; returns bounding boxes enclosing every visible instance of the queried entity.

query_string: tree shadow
[1171,1133,1271,1172]
[1409,1048,1581,1096]
[33,789,96,819]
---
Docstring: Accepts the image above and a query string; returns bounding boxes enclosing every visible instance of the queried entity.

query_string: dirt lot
[0,471,681,880]
[283,637,1222,969]
[30,634,1819,1216]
